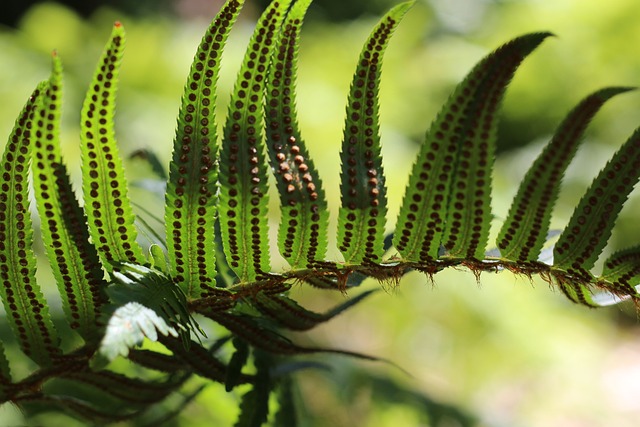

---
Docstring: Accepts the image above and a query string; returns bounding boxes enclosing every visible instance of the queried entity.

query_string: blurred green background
[2,0,640,426]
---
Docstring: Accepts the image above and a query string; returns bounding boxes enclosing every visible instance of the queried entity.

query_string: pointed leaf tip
[396,30,549,262]
[337,1,410,264]
[497,86,635,262]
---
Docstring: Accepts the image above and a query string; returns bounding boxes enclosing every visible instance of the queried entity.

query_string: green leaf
[0,342,13,402]
[127,349,184,373]
[497,87,633,263]
[600,246,640,295]
[225,337,250,391]
[160,336,243,383]
[394,32,552,261]
[553,128,640,280]
[165,0,245,299]
[206,311,385,363]
[80,22,145,270]
[252,289,376,331]
[219,0,292,282]
[18,395,141,424]
[274,377,298,427]
[0,82,60,367]
[62,370,185,406]
[556,281,598,308]
[265,0,330,269]
[33,52,108,342]
[234,351,272,427]
[337,2,413,264]
[99,301,178,362]
[108,262,204,344]
[130,148,168,180]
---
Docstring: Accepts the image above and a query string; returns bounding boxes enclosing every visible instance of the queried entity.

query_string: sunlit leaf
[80,22,145,269]
[165,0,245,299]
[497,87,633,262]
[33,52,108,342]
[219,0,292,282]
[554,128,640,281]
[265,0,330,269]
[395,32,552,261]
[337,2,413,264]
[0,82,60,367]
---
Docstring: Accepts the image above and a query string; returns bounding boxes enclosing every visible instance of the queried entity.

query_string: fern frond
[61,370,186,406]
[497,87,634,263]
[338,2,413,264]
[80,22,145,269]
[0,342,12,401]
[0,82,60,367]
[99,301,178,362]
[553,128,640,281]
[225,337,250,391]
[600,246,640,295]
[33,52,108,341]
[219,0,292,282]
[165,0,245,299]
[251,289,376,331]
[395,32,552,262]
[265,0,330,269]
[234,350,271,427]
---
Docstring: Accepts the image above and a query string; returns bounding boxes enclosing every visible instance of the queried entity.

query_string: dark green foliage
[1,0,640,424]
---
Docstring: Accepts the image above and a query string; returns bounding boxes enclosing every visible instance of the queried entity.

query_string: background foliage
[1,0,640,426]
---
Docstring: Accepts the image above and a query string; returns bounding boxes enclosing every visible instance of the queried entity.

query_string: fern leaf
[33,52,108,341]
[19,395,141,424]
[553,128,640,281]
[274,377,298,427]
[337,2,413,264]
[160,336,244,383]
[108,263,203,343]
[556,281,598,308]
[234,351,272,427]
[0,342,13,401]
[219,0,292,282]
[394,32,552,261]
[600,246,640,295]
[80,22,145,270]
[62,370,185,406]
[0,83,60,366]
[225,337,250,391]
[98,301,178,362]
[252,289,376,331]
[207,311,305,355]
[265,0,330,269]
[127,349,184,373]
[497,88,633,263]
[165,0,245,299]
